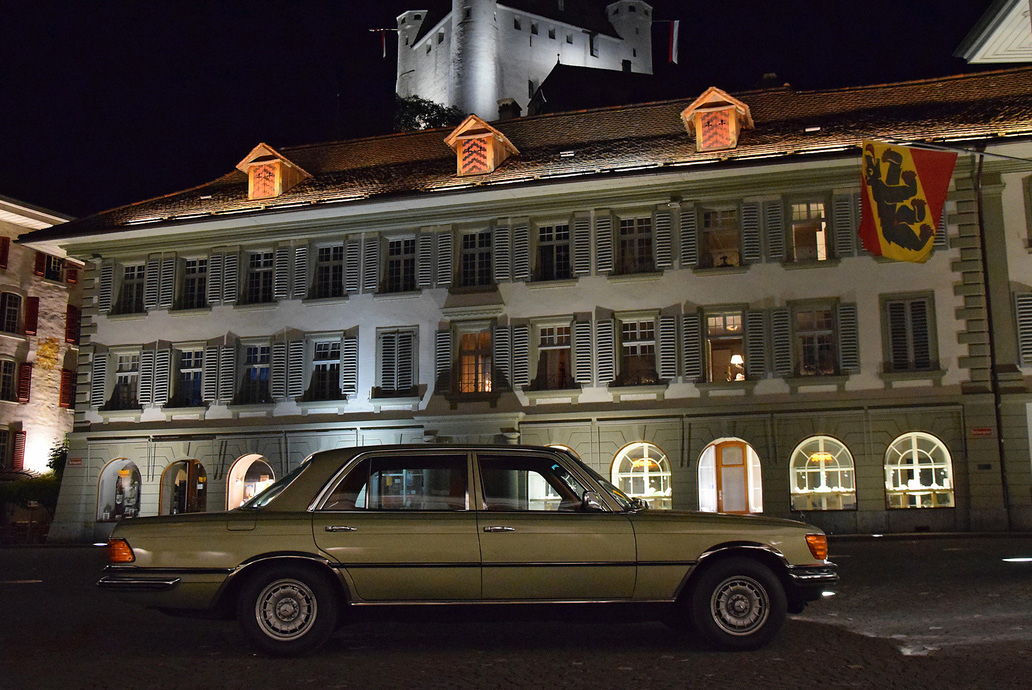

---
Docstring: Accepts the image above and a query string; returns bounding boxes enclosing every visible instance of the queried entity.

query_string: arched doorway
[227,454,277,509]
[697,439,763,514]
[96,459,142,521]
[160,460,207,515]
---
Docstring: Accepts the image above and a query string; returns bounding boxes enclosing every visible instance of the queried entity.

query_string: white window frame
[616,215,653,275]
[312,244,344,299]
[611,442,672,510]
[790,200,829,262]
[705,310,745,383]
[384,237,417,293]
[789,435,857,511]
[794,302,837,376]
[0,292,21,334]
[532,323,573,390]
[699,206,741,268]
[244,251,275,304]
[179,258,208,310]
[534,223,571,281]
[885,431,954,509]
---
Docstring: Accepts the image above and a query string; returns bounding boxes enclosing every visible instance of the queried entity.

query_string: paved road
[1,536,1030,690]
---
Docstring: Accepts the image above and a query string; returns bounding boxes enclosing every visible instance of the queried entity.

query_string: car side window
[478,454,591,512]
[320,454,468,511]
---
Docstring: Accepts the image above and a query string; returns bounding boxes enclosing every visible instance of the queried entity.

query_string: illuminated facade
[0,196,79,476]
[21,67,1032,541]
[396,1,653,118]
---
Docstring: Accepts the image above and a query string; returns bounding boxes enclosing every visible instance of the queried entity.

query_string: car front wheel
[236,564,340,655]
[688,557,787,650]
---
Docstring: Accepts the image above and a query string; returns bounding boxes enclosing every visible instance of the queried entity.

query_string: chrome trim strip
[349,598,675,607]
[104,565,234,575]
[333,561,638,569]
[786,564,839,583]
[97,575,182,591]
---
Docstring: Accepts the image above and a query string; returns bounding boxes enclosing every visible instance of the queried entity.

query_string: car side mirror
[582,491,606,512]
[630,497,649,510]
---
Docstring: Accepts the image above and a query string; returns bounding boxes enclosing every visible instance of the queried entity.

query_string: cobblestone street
[1,536,1030,690]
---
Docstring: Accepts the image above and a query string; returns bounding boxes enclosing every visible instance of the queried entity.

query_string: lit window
[618,319,658,386]
[699,208,740,268]
[0,293,21,334]
[460,231,492,287]
[612,442,672,510]
[97,460,141,521]
[104,353,140,410]
[245,252,274,304]
[115,265,145,314]
[795,305,836,376]
[312,245,344,299]
[790,436,856,510]
[617,216,653,274]
[236,345,271,405]
[706,311,744,382]
[791,201,828,261]
[536,224,571,281]
[0,359,16,401]
[179,258,207,310]
[307,341,342,401]
[885,432,954,508]
[458,329,492,393]
[385,238,416,293]
[44,255,65,281]
[172,349,204,408]
[533,325,573,390]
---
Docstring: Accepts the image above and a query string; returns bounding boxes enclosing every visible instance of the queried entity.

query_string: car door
[475,450,636,601]
[312,451,481,602]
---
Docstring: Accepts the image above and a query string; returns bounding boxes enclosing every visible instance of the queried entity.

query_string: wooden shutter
[293,245,309,300]
[682,312,703,382]
[679,204,699,268]
[60,369,75,408]
[573,319,593,385]
[0,236,9,269]
[288,340,305,398]
[493,325,511,387]
[417,234,434,288]
[206,253,224,305]
[657,315,678,380]
[221,253,239,304]
[144,256,160,310]
[17,363,32,403]
[435,329,452,389]
[832,193,857,258]
[572,214,592,276]
[270,342,288,398]
[771,307,793,377]
[138,349,155,406]
[218,346,237,401]
[436,231,453,287]
[837,303,860,373]
[493,225,511,283]
[23,297,39,335]
[273,246,291,300]
[159,256,176,309]
[654,209,673,269]
[595,212,614,273]
[12,431,25,471]
[345,239,362,294]
[90,353,108,407]
[33,252,46,277]
[595,318,615,386]
[97,263,114,313]
[202,346,220,402]
[362,237,379,293]
[741,202,762,264]
[340,335,358,397]
[744,310,766,380]
[512,324,530,388]
[763,200,786,262]
[512,223,530,282]
[154,348,171,406]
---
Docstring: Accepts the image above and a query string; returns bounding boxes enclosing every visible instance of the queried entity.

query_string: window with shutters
[102,353,140,410]
[531,325,574,390]
[306,341,343,401]
[459,231,492,287]
[384,238,417,293]
[883,296,935,372]
[794,303,837,376]
[235,345,272,404]
[114,265,145,314]
[43,254,65,281]
[457,328,492,394]
[244,252,275,304]
[0,359,16,401]
[0,293,20,334]
[534,224,571,281]
[311,245,344,299]
[706,310,745,382]
[178,258,208,310]
[789,435,857,511]
[699,208,740,268]
[884,431,954,509]
[170,349,204,408]
[790,201,829,261]
[376,329,417,397]
[617,216,653,274]
[616,319,659,386]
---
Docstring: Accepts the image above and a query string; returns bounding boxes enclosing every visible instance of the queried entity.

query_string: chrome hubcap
[711,575,769,636]
[255,578,317,641]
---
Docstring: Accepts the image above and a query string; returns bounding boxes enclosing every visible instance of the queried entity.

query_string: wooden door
[715,441,749,513]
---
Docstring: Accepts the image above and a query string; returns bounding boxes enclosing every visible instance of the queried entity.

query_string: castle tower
[395,10,427,100]
[450,0,500,118]
[606,1,653,72]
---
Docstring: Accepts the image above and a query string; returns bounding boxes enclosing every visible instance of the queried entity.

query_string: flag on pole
[669,20,680,64]
[859,140,957,263]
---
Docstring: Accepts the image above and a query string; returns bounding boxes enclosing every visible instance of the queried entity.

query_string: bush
[0,474,61,515]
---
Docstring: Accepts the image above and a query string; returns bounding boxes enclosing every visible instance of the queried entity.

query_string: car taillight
[805,534,828,560]
[107,538,135,564]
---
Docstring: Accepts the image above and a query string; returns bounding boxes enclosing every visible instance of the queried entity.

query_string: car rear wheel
[236,564,339,655]
[688,557,786,650]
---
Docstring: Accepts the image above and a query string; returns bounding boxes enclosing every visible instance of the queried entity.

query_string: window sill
[374,289,422,300]
[528,278,578,289]
[98,408,142,422]
[607,271,663,283]
[781,258,842,270]
[297,399,350,414]
[169,306,212,316]
[105,311,146,321]
[227,403,274,418]
[879,369,946,388]
[0,331,27,342]
[233,301,277,311]
[607,383,667,401]
[303,294,349,306]
[784,374,850,393]
[692,265,750,276]
[695,380,758,397]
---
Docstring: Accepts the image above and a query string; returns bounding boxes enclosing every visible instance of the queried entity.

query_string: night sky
[1,0,994,219]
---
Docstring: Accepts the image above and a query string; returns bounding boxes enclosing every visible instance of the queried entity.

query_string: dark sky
[1,0,994,218]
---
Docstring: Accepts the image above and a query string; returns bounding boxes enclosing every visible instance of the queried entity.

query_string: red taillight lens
[805,534,828,560]
[107,538,135,564]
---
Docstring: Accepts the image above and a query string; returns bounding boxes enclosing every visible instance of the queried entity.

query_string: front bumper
[786,563,839,585]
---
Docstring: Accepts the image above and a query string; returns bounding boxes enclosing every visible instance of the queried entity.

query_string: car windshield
[559,451,635,511]
[239,458,311,509]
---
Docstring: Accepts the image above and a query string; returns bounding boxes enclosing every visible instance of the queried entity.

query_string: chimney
[497,98,522,121]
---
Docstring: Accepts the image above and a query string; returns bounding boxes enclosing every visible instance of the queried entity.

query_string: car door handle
[325,525,357,532]
[483,526,516,533]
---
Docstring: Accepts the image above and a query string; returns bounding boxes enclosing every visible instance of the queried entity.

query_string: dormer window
[444,115,520,177]
[681,87,754,153]
[236,143,312,201]
[251,163,278,199]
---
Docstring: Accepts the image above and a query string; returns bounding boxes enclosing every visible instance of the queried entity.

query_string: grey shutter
[595,212,614,273]
[436,231,453,287]
[655,210,673,269]
[435,329,452,387]
[910,299,931,369]
[572,214,591,276]
[573,319,592,385]
[595,318,615,386]
[96,263,114,313]
[138,348,155,406]
[202,346,219,402]
[218,346,236,401]
[417,234,434,288]
[493,325,511,387]
[682,312,702,382]
[397,331,414,390]
[345,239,361,294]
[837,303,860,373]
[771,308,793,377]
[270,342,288,398]
[657,315,678,380]
[741,202,762,264]
[90,353,108,407]
[1017,294,1032,366]
[222,253,239,304]
[832,193,857,258]
[273,246,291,300]
[340,335,358,396]
[744,310,767,380]
[206,253,223,305]
[144,256,160,311]
[380,333,397,392]
[493,225,511,283]
[159,256,176,309]
[288,340,305,398]
[887,300,910,371]
[154,348,171,406]
[292,245,309,300]
[362,236,380,293]
[763,200,786,262]
[512,223,530,281]
[512,325,530,388]
[679,204,699,268]
[934,208,948,250]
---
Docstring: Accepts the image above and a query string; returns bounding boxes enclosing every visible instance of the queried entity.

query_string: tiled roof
[26,67,1032,242]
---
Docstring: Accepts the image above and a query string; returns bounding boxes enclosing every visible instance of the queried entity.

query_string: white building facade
[22,67,1032,542]
[397,0,653,118]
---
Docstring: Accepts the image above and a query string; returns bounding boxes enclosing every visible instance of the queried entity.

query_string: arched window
[884,432,954,508]
[97,459,142,521]
[611,442,672,509]
[227,454,276,509]
[789,436,856,510]
[160,460,208,515]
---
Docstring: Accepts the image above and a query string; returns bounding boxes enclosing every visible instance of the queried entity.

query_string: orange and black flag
[859,140,957,263]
